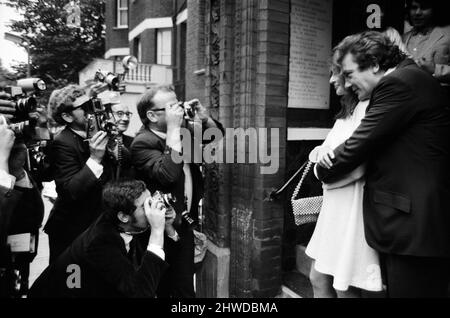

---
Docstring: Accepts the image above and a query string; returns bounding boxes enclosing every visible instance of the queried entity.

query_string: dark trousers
[380,253,450,298]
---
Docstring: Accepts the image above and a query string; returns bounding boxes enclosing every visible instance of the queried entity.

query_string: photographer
[0,124,44,297]
[131,85,223,298]
[98,90,135,180]
[44,84,114,262]
[29,180,171,298]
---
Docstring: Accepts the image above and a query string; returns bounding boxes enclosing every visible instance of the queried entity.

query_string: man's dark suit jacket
[131,125,207,297]
[107,134,135,180]
[317,59,450,258]
[29,213,168,298]
[131,126,204,223]
[44,127,112,256]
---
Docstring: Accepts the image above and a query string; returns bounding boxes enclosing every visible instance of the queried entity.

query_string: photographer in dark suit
[316,31,450,297]
[0,126,44,297]
[44,85,113,262]
[29,180,171,298]
[131,85,223,298]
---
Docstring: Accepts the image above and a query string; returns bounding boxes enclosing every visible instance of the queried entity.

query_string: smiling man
[316,31,450,298]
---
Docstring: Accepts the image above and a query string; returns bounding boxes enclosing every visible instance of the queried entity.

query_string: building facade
[101,0,406,298]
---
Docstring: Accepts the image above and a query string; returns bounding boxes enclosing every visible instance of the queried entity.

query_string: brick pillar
[194,0,289,298]
[228,0,288,298]
[194,0,234,298]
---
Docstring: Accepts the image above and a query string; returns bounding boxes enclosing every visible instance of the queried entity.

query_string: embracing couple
[306,31,450,298]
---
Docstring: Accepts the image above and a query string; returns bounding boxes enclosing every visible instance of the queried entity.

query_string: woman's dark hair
[102,180,147,225]
[330,47,359,120]
[335,93,359,120]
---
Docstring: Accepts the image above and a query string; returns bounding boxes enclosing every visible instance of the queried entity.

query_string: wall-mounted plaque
[288,0,333,109]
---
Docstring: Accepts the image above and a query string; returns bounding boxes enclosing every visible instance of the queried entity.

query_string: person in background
[306,47,382,298]
[403,0,450,86]
[0,93,45,297]
[98,91,135,180]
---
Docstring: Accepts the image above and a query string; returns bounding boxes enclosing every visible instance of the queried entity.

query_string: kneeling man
[29,180,173,298]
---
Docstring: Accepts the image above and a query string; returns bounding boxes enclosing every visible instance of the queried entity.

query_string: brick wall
[129,0,174,32]
[136,29,157,64]
[186,0,206,101]
[196,0,288,298]
[105,0,129,53]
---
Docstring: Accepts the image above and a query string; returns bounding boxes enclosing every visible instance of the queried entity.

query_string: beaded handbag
[291,161,323,226]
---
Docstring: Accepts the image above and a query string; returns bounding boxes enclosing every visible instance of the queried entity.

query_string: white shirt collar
[384,67,397,77]
[70,128,87,139]
[150,129,166,140]
[119,232,133,253]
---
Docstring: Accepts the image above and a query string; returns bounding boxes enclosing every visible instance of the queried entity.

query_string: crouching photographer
[29,180,173,298]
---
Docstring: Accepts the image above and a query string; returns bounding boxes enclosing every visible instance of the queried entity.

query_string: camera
[82,98,118,139]
[175,100,198,121]
[95,71,120,91]
[86,55,138,139]
[152,191,176,212]
[4,78,46,123]
[152,191,196,227]
[94,55,138,92]
[1,78,49,175]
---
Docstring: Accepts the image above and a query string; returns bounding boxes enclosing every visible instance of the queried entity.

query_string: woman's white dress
[305,100,383,292]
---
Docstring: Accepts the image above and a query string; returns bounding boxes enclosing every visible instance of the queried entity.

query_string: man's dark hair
[48,84,86,125]
[405,0,449,27]
[102,180,147,225]
[136,85,175,126]
[335,31,407,73]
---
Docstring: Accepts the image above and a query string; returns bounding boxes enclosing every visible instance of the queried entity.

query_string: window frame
[156,28,172,66]
[116,0,128,28]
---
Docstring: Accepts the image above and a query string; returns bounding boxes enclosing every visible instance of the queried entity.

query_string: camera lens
[105,74,119,90]
[15,97,37,119]
[184,106,195,119]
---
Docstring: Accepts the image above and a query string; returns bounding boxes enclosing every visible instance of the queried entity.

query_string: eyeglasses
[113,111,133,118]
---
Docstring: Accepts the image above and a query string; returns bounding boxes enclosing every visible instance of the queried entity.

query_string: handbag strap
[267,161,308,201]
[291,161,314,202]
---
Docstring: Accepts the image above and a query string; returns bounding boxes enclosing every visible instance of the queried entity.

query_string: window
[157,29,172,65]
[117,0,128,28]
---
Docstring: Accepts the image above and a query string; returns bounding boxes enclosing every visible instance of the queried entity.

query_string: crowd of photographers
[0,74,223,298]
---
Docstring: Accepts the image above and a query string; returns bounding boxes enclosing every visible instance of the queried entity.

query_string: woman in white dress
[305,49,383,298]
